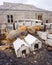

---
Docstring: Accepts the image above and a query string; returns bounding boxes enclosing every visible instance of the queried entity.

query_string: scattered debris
[33,52,36,55]
[34,60,38,63]
[47,46,52,51]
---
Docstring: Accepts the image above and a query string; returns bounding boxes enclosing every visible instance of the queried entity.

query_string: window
[46,20,48,23]
[8,20,10,23]
[7,15,9,18]
[7,15,13,23]
[41,22,43,25]
[7,15,10,23]
[11,15,13,23]
[11,19,13,23]
[36,21,38,23]
[11,15,13,18]
[38,15,42,20]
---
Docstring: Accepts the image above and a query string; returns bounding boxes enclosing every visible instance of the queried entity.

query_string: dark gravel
[0,44,52,65]
[0,34,52,65]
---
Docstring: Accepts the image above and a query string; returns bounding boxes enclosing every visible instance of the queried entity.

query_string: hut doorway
[22,49,26,55]
[34,44,39,49]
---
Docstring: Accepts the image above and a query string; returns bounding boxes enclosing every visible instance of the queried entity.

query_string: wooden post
[13,23,15,30]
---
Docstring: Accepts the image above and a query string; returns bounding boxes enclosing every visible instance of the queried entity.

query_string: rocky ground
[0,43,52,65]
[0,34,52,65]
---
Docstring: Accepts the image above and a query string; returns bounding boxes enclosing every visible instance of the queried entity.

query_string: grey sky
[0,0,52,11]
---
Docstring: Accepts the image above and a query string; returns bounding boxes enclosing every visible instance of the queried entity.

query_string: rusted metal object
[47,46,52,51]
[0,34,6,40]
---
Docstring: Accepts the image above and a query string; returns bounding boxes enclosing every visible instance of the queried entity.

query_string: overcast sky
[0,0,52,11]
